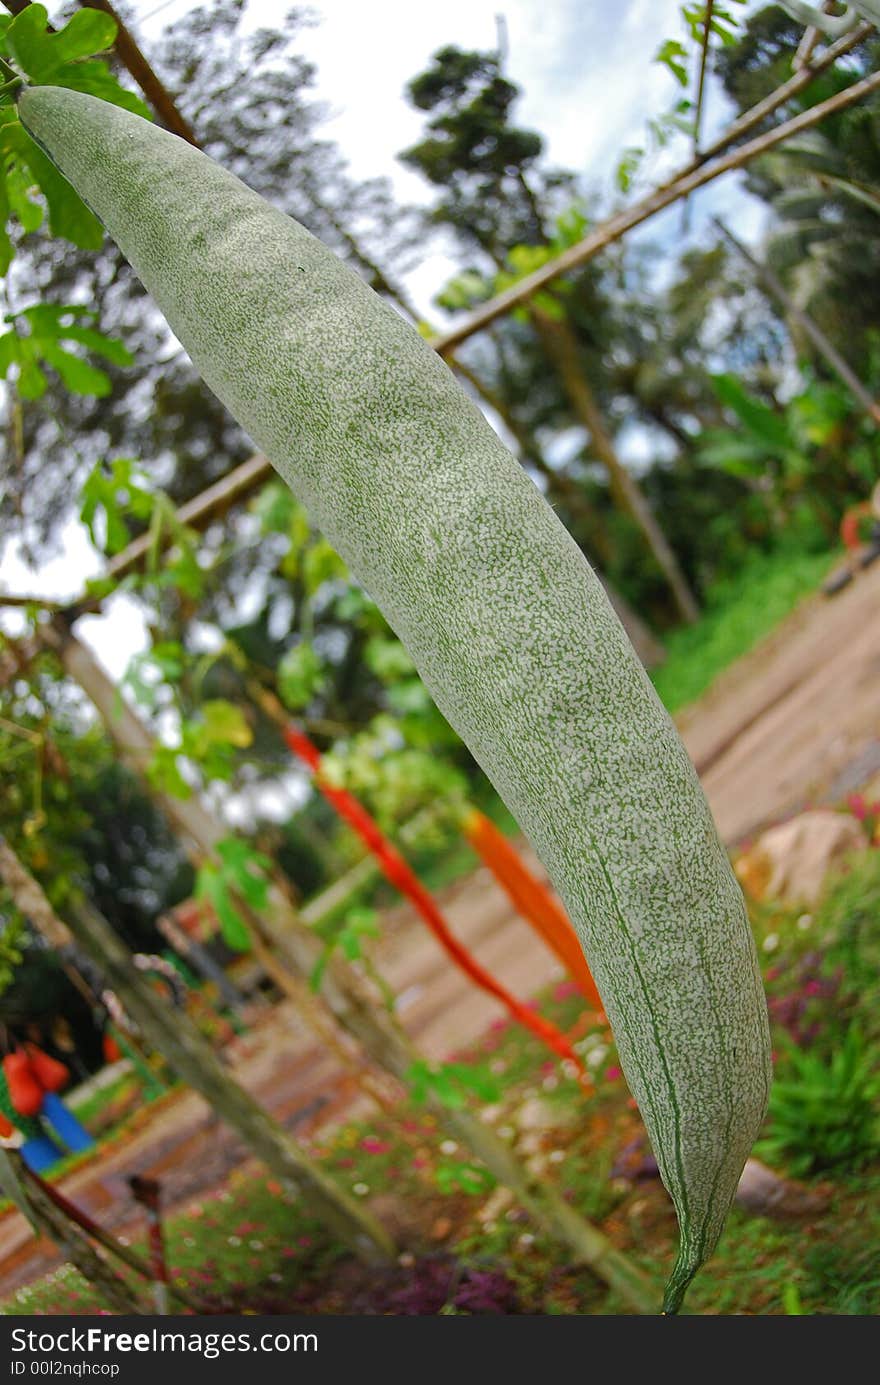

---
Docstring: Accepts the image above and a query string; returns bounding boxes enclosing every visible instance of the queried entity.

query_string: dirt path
[1,564,877,1300]
[680,561,880,842]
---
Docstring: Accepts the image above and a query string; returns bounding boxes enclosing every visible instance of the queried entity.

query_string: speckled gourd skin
[20,86,771,1311]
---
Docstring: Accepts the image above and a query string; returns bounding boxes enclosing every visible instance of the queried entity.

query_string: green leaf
[1,121,103,248]
[196,865,252,952]
[364,636,416,682]
[121,641,184,710]
[2,296,130,396]
[5,162,43,233]
[147,745,192,800]
[616,147,643,194]
[698,431,769,477]
[435,1160,493,1195]
[277,642,325,710]
[203,837,272,914]
[0,329,21,376]
[199,700,253,749]
[654,38,689,86]
[53,322,134,366]
[5,5,148,118]
[17,356,47,399]
[0,7,149,265]
[79,457,154,554]
[39,340,112,396]
[252,479,304,535]
[406,1059,501,1110]
[7,6,111,76]
[301,538,347,592]
[711,374,792,454]
[386,679,432,716]
[158,545,206,600]
[434,269,491,313]
[0,175,12,276]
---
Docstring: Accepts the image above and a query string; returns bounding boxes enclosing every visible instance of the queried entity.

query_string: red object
[463,808,604,1013]
[3,1052,44,1117]
[103,1033,123,1064]
[286,727,592,1088]
[841,506,868,551]
[129,1176,170,1314]
[0,1111,14,1139]
[25,1045,69,1093]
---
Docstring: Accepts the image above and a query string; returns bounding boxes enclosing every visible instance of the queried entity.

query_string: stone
[476,1186,513,1225]
[735,810,867,907]
[735,1158,831,1219]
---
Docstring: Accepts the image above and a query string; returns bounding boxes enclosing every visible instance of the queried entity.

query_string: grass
[652,544,834,713]
[68,1071,142,1129]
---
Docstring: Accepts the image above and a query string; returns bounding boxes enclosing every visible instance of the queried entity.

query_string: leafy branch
[0,5,150,272]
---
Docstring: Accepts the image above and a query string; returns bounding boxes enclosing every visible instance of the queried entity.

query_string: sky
[0,0,768,689]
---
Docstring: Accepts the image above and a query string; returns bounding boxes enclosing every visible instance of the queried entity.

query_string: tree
[400,45,700,623]
[715,5,880,374]
[1,0,419,553]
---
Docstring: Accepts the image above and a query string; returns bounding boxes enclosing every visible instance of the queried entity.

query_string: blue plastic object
[19,1133,63,1174]
[40,1092,95,1154]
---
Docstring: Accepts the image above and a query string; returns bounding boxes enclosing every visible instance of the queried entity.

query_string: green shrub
[758,1025,880,1178]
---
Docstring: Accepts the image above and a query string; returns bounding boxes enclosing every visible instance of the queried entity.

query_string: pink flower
[361,1137,392,1154]
[605,1066,622,1081]
[553,981,580,1002]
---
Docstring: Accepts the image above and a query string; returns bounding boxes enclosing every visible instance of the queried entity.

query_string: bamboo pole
[0,1147,146,1314]
[0,19,867,621]
[40,620,659,1308]
[430,64,880,355]
[529,307,700,622]
[47,616,403,1112]
[794,2,838,70]
[22,1162,202,1311]
[714,217,880,425]
[672,21,871,178]
[0,835,396,1265]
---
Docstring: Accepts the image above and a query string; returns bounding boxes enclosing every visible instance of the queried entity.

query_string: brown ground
[1,562,878,1299]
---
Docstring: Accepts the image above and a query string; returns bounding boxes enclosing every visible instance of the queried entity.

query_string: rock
[735,1158,831,1220]
[735,810,867,907]
[477,1187,514,1225]
[514,1096,555,1132]
[610,1138,831,1222]
[513,1094,578,1133]
[516,1131,544,1157]
[610,1136,659,1183]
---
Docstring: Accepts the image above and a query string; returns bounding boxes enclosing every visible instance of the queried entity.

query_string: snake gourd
[19,85,772,1313]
